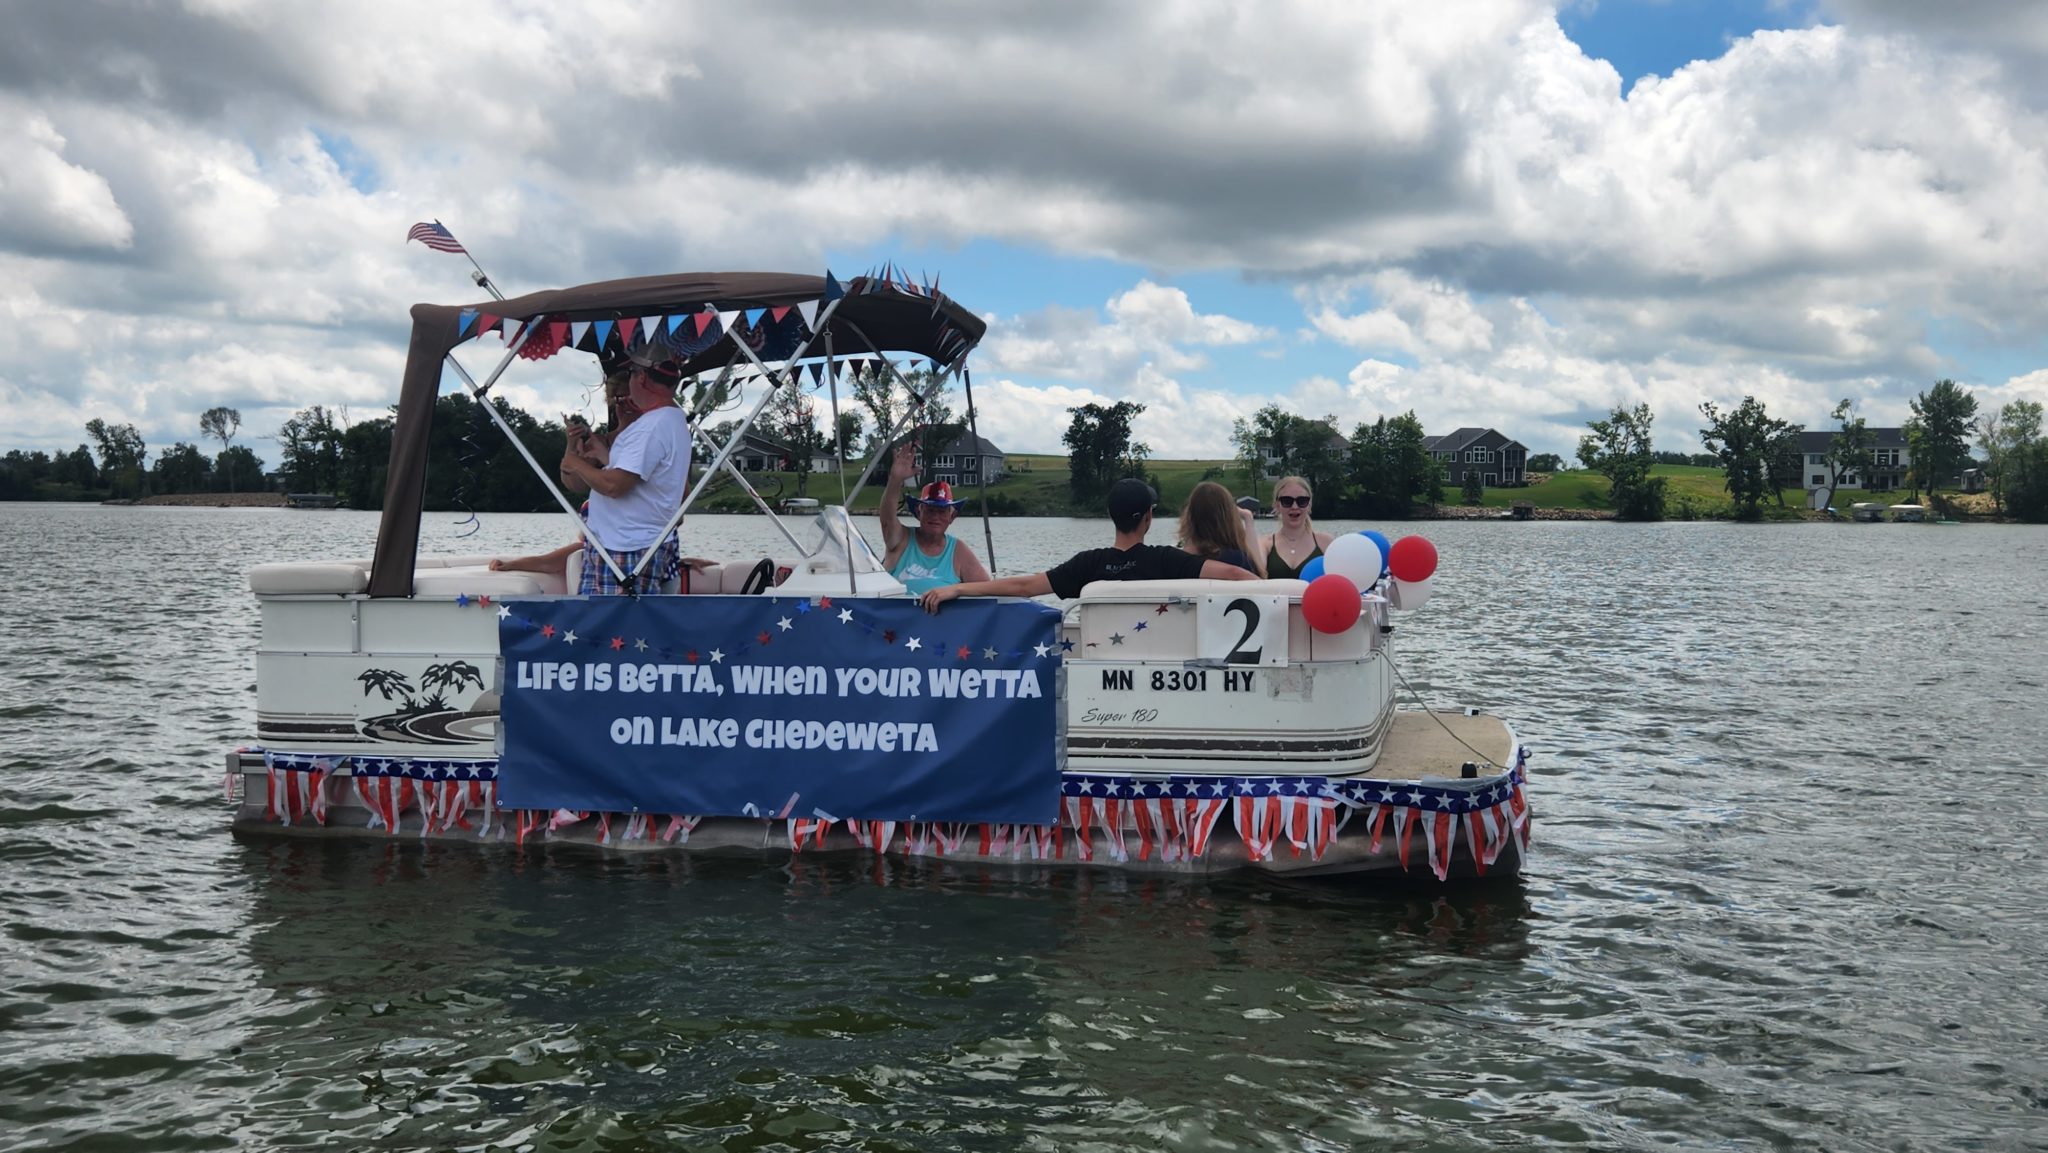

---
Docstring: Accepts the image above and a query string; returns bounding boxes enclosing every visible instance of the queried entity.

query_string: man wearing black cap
[919,477,1255,612]
[558,352,692,594]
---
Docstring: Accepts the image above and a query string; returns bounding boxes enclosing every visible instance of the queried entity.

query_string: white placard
[1196,594,1289,667]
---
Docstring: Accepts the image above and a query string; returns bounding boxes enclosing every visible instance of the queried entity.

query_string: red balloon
[1301,573,1362,634]
[1388,536,1438,583]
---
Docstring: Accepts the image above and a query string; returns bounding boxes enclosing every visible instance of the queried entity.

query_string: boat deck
[1364,711,1516,780]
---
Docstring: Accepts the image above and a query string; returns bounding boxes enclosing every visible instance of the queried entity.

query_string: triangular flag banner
[769,306,790,323]
[457,309,478,337]
[693,311,716,336]
[743,308,765,330]
[796,300,818,330]
[477,313,500,335]
[549,321,569,347]
[570,321,591,349]
[640,316,661,345]
[807,363,823,386]
[617,317,639,346]
[715,310,739,337]
[822,271,844,302]
[594,319,615,347]
[667,314,688,336]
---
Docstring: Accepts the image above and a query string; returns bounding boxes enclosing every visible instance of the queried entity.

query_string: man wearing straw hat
[877,441,992,595]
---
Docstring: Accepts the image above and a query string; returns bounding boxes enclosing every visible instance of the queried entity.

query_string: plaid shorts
[578,534,681,596]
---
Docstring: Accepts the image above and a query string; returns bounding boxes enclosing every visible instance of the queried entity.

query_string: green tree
[277,405,345,493]
[1817,399,1875,513]
[1062,401,1149,504]
[1699,396,1798,520]
[1980,399,2044,517]
[1903,379,1978,504]
[766,383,823,497]
[334,418,389,508]
[1461,466,1485,505]
[215,445,268,494]
[1229,415,1265,501]
[1528,452,1564,473]
[1347,411,1441,517]
[151,442,213,493]
[85,418,148,498]
[199,406,242,490]
[53,445,99,491]
[1577,403,1666,520]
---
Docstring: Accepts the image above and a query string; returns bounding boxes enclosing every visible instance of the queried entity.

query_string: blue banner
[496,595,1063,824]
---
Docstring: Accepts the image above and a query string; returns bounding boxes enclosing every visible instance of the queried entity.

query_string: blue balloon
[1299,556,1325,580]
[1361,531,1393,574]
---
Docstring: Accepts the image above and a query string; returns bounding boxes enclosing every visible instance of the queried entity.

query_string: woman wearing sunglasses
[1258,475,1333,580]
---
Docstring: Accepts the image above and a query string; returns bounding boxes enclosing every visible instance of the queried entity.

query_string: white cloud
[0,1,2044,469]
[981,281,1275,382]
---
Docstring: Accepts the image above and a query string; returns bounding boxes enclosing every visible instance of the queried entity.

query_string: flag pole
[437,219,504,302]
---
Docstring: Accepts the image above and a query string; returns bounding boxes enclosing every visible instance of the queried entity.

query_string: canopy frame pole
[441,350,628,586]
[840,323,980,513]
[629,299,847,578]
[959,364,998,572]
[825,331,858,596]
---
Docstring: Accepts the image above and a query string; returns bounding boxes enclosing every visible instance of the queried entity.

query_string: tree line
[1575,381,2048,522]
[1057,401,1447,517]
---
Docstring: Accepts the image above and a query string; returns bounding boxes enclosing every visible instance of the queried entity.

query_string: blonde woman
[1177,481,1264,576]
[1258,475,1334,580]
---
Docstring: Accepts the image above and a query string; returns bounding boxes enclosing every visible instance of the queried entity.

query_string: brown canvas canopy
[368,271,986,597]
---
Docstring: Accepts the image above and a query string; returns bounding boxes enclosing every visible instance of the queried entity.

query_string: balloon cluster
[1301,532,1440,633]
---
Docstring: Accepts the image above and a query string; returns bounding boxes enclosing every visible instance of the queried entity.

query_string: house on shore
[1423,428,1528,487]
[923,431,1007,487]
[1797,428,1909,506]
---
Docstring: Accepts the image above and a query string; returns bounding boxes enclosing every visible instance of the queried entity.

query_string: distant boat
[284,493,339,509]
[1887,503,1927,523]
[776,496,821,515]
[1849,502,1886,523]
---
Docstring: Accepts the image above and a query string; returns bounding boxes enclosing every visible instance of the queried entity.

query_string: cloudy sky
[4,0,2047,467]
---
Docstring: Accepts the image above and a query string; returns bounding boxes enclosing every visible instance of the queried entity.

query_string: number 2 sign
[1196,595,1289,667]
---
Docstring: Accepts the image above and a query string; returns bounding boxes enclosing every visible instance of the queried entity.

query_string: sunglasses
[1275,495,1311,508]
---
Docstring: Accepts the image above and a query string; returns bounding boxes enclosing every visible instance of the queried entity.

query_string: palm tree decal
[419,661,485,711]
[357,668,416,706]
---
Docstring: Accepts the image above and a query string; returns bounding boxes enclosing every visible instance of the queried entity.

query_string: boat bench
[1067,578,1377,662]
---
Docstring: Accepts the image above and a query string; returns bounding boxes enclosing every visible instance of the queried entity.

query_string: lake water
[2,502,2044,1151]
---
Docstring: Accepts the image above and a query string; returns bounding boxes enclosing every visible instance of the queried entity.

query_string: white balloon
[1386,575,1433,610]
[1323,533,1383,587]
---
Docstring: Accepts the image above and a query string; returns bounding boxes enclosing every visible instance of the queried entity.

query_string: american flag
[406,220,467,254]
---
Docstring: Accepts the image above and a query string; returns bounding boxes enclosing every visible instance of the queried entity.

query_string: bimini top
[370,270,987,597]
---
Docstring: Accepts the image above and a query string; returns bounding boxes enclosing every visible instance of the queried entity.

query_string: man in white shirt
[558,355,692,594]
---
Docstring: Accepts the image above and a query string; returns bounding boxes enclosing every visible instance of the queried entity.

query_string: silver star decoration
[982,647,999,660]
[496,604,511,619]
[1109,632,1124,645]
[777,616,794,632]
[1032,642,1051,658]
[905,636,922,651]
[562,630,578,645]
[634,638,648,652]
[709,648,725,662]
[838,609,854,623]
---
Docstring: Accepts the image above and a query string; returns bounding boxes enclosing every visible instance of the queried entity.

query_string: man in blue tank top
[878,442,992,595]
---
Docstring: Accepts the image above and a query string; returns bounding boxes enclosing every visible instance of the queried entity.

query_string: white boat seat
[1068,578,1370,662]
[247,562,370,595]
[411,565,548,596]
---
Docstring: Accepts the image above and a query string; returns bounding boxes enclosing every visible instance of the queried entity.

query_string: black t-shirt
[1045,544,1208,599]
